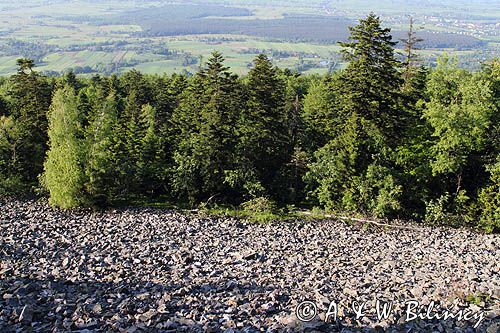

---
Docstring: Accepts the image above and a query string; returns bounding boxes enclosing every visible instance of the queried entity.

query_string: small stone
[19,305,33,324]
[92,303,102,314]
[62,258,70,267]
[486,322,499,333]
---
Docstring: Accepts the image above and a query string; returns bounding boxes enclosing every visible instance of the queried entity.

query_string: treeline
[0,39,57,63]
[0,14,498,232]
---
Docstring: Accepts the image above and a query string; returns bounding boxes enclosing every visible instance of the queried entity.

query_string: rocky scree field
[0,199,499,332]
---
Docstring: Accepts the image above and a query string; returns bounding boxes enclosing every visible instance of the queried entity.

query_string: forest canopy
[0,14,498,232]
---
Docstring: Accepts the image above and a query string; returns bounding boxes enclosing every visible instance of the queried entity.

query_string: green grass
[0,56,19,75]
[200,206,296,223]
[36,50,136,71]
[465,293,493,305]
[133,60,184,74]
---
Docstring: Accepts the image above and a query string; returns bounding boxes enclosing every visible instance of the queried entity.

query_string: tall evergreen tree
[120,69,152,106]
[302,75,338,153]
[278,72,311,203]
[137,104,163,195]
[84,90,121,205]
[171,52,243,203]
[338,13,403,138]
[6,58,52,187]
[236,54,289,199]
[150,74,187,195]
[115,90,144,196]
[306,14,404,217]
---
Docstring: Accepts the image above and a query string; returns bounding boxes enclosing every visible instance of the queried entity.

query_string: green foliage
[338,13,403,141]
[0,114,29,195]
[240,197,279,223]
[354,164,402,218]
[305,112,359,211]
[171,52,242,203]
[306,117,402,218]
[4,59,52,187]
[84,90,121,205]
[43,85,85,208]
[241,196,277,214]
[424,57,494,177]
[465,293,492,305]
[302,75,338,152]
[0,115,19,193]
[305,14,404,218]
[0,15,498,233]
[424,193,449,226]
[236,54,291,200]
[424,190,473,227]
[477,159,500,232]
[421,56,498,229]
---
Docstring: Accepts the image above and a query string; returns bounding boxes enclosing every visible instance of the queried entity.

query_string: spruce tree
[395,19,431,218]
[120,69,151,106]
[338,13,403,138]
[236,54,289,199]
[137,104,162,195]
[172,52,242,203]
[151,74,187,195]
[84,91,121,205]
[118,90,144,196]
[6,58,52,187]
[278,72,311,203]
[305,14,404,217]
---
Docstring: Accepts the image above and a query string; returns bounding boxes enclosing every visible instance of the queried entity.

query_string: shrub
[240,197,278,223]
[424,190,475,228]
[477,160,500,233]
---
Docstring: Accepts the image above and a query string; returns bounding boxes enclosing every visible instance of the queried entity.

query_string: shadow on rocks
[1,276,497,333]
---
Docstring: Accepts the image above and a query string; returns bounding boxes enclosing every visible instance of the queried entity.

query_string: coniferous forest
[0,14,498,232]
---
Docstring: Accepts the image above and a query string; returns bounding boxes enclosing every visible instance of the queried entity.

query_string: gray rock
[19,305,33,324]
[0,199,498,332]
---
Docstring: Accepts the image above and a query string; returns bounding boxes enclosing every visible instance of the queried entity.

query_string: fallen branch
[298,211,423,231]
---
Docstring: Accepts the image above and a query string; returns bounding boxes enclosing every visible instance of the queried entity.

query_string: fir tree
[6,58,52,186]
[338,13,403,136]
[137,104,162,195]
[172,52,243,203]
[306,14,404,217]
[236,54,289,199]
[84,91,121,205]
[302,75,338,153]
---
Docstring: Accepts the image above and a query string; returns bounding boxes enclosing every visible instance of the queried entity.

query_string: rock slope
[0,199,499,332]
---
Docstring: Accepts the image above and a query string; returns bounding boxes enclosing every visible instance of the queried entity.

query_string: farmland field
[0,0,498,76]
